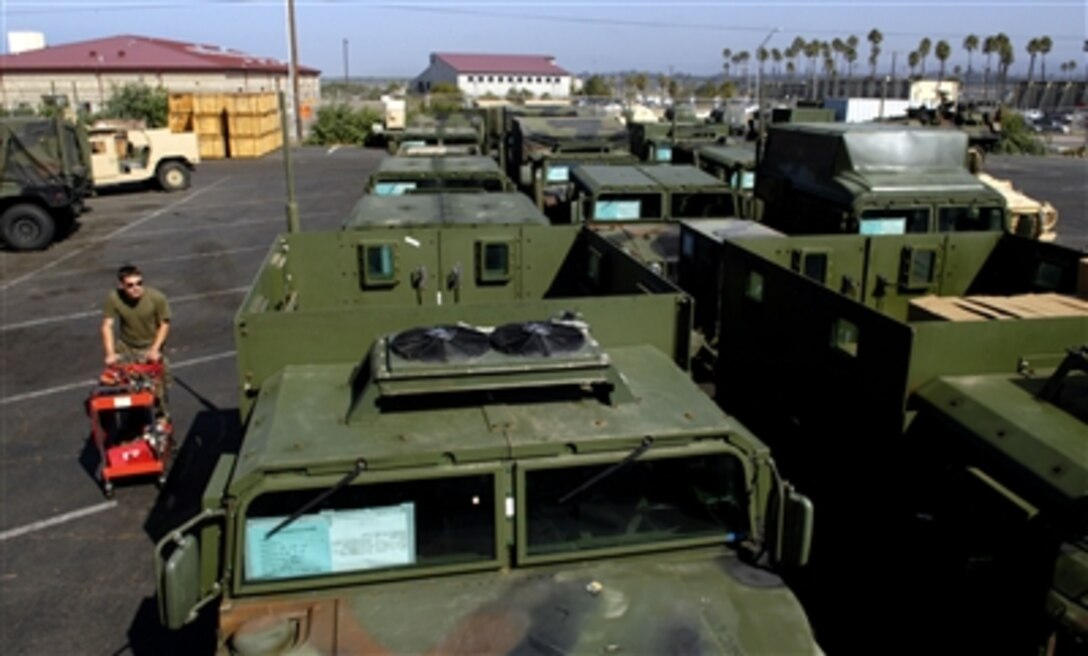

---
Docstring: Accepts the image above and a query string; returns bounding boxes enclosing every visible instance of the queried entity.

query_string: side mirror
[766,480,814,569]
[159,535,202,630]
[154,509,225,630]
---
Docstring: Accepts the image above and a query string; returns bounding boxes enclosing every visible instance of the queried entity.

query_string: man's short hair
[117,264,142,281]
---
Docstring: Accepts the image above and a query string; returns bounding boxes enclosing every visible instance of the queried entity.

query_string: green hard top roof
[232,345,757,483]
[762,123,1003,203]
[915,370,1088,504]
[680,218,787,243]
[515,115,628,140]
[344,192,549,228]
[697,144,758,167]
[398,124,480,140]
[374,156,504,176]
[573,164,728,193]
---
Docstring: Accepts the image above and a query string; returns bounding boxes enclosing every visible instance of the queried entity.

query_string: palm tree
[982,35,997,99]
[935,40,951,85]
[867,28,883,78]
[963,34,979,83]
[917,38,932,76]
[908,51,920,78]
[845,45,858,79]
[1037,36,1053,81]
[995,33,1014,98]
[804,40,821,99]
[1025,38,1040,84]
[722,48,733,78]
[771,48,783,77]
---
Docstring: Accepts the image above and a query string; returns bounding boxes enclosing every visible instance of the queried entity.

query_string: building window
[517,76,523,83]
[488,75,494,82]
[467,75,474,82]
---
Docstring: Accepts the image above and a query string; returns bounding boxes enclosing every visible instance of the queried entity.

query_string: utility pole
[343,38,349,85]
[286,0,303,142]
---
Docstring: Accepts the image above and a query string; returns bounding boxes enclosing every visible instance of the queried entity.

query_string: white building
[412,53,570,99]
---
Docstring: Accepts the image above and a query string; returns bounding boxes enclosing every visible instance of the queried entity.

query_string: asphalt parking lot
[0,147,1084,655]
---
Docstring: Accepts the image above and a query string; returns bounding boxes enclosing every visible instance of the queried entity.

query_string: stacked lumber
[909,293,1088,322]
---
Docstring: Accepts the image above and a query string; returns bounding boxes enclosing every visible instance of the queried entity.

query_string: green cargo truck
[364,155,513,196]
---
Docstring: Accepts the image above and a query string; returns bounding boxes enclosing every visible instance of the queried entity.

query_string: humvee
[503,115,637,218]
[88,122,198,192]
[627,115,731,164]
[565,164,734,277]
[678,220,1088,653]
[692,144,761,221]
[155,225,820,654]
[756,123,1014,237]
[385,115,485,157]
[364,156,513,196]
[0,115,92,250]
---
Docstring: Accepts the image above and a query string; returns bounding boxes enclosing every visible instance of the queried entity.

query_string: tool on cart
[87,359,173,497]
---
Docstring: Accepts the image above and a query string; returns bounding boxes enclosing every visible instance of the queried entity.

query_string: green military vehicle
[692,144,761,221]
[627,115,731,164]
[503,115,637,219]
[1,115,92,250]
[386,115,485,157]
[755,123,1017,237]
[678,220,1088,653]
[365,155,513,196]
[155,223,820,653]
[565,164,734,277]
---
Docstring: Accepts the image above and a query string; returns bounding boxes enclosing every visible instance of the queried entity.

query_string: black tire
[1,204,56,251]
[157,161,191,192]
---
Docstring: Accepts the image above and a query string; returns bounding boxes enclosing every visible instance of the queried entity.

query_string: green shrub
[996,111,1047,155]
[305,104,381,146]
[99,82,168,127]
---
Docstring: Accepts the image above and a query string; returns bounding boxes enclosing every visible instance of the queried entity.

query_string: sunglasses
[123,280,144,288]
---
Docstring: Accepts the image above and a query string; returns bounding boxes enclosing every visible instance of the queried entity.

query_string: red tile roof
[435,53,568,76]
[0,35,320,75]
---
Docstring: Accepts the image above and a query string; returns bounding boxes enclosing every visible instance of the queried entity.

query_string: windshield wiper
[558,437,653,505]
[264,459,367,539]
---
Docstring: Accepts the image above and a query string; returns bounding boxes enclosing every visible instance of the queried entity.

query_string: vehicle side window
[938,206,1004,232]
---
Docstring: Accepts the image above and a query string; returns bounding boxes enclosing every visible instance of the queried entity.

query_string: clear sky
[2,0,1085,79]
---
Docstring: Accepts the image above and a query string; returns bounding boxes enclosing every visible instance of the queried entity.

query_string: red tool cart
[87,361,173,497]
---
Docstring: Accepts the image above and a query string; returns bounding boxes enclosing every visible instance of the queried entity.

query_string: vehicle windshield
[525,452,749,556]
[242,473,496,583]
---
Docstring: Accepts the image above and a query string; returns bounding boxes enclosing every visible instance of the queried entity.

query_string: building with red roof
[0,35,321,114]
[412,53,571,99]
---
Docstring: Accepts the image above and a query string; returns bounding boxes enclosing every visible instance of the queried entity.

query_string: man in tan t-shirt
[101,263,172,416]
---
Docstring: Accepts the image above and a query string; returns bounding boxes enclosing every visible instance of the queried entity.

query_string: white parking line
[0,286,249,332]
[0,179,230,293]
[0,501,117,542]
[37,245,271,281]
[0,350,236,406]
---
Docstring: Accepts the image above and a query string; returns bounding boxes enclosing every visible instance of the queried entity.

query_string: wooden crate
[227,111,281,137]
[229,92,278,115]
[229,130,282,159]
[193,93,228,115]
[168,112,193,133]
[194,114,225,137]
[909,293,1088,322]
[198,134,226,160]
[168,93,193,114]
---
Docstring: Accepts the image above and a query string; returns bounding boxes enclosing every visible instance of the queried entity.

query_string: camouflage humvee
[365,156,513,196]
[0,116,92,250]
[678,220,1088,653]
[756,123,1014,237]
[503,116,637,219]
[155,226,821,654]
[566,164,734,277]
